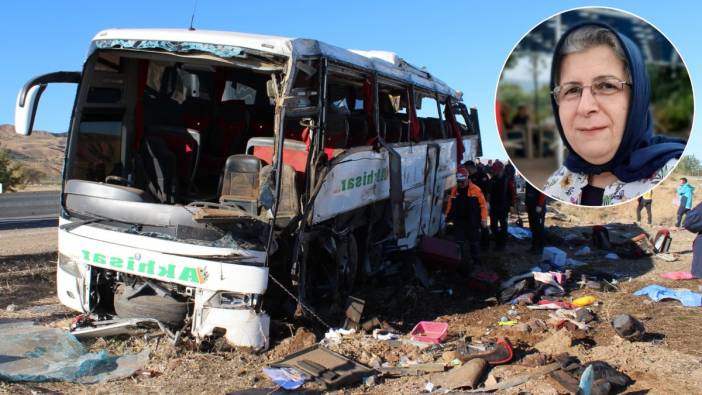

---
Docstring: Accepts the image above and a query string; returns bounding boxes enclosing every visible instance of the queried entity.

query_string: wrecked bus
[15,29,482,350]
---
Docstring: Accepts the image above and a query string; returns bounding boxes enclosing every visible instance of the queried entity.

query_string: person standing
[525,182,547,254]
[488,161,516,251]
[466,161,490,198]
[466,161,491,249]
[682,202,702,278]
[676,178,695,227]
[445,166,487,274]
[636,190,653,225]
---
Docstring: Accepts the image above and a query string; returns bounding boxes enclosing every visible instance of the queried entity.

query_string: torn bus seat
[135,136,178,203]
[220,154,262,215]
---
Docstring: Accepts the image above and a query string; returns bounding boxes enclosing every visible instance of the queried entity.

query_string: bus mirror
[15,71,81,136]
[15,84,46,136]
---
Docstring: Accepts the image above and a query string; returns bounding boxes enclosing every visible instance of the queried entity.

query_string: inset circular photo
[496,7,693,206]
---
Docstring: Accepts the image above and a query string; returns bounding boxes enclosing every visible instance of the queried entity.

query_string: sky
[1,0,700,160]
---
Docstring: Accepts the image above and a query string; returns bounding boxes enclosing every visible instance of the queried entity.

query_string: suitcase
[652,228,672,253]
[419,236,461,268]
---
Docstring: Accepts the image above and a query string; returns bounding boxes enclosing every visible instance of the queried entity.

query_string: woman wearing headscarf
[543,22,685,206]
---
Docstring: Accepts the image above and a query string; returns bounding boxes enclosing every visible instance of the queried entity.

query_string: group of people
[633,177,696,229]
[444,159,547,275]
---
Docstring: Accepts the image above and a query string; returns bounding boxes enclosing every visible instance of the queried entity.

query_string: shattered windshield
[93,40,246,59]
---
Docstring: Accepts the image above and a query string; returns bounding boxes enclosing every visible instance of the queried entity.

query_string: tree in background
[0,144,27,192]
[676,155,702,177]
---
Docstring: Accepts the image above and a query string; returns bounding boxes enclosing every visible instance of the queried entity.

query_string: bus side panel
[395,145,429,248]
[428,140,458,235]
[312,149,390,224]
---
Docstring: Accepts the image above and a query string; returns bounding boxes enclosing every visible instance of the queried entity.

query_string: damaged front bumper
[58,219,271,351]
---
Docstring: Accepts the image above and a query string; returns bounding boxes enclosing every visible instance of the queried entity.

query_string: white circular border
[493,5,697,208]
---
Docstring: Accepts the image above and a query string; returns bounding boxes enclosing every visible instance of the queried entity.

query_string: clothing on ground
[633,284,702,307]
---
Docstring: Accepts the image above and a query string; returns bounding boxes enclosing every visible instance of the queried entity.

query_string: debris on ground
[409,321,448,344]
[0,320,149,383]
[6,178,702,393]
[660,271,696,280]
[611,314,646,341]
[432,358,487,390]
[261,367,309,390]
[268,344,374,389]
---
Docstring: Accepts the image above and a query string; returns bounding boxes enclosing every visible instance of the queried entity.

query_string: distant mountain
[0,124,66,184]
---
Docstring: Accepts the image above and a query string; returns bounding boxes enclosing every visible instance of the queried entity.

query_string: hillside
[0,124,66,184]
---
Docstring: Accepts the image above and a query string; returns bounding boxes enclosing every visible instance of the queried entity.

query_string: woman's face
[558,45,630,165]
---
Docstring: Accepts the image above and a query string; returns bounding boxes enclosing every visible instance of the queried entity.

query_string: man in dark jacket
[683,202,702,278]
[466,161,491,248]
[488,161,516,251]
[467,161,490,199]
[446,166,487,274]
[525,182,547,254]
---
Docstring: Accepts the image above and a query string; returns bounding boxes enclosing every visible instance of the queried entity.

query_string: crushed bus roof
[91,28,459,98]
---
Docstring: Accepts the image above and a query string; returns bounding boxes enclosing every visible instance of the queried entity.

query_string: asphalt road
[0,191,59,230]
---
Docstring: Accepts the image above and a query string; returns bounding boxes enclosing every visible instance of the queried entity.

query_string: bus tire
[336,233,359,293]
[113,284,189,326]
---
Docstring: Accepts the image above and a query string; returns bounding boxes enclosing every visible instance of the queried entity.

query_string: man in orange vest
[446,166,488,274]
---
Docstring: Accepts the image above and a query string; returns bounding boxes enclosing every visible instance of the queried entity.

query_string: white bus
[15,28,482,350]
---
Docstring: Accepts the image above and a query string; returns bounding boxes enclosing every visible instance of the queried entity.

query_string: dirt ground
[2,175,702,394]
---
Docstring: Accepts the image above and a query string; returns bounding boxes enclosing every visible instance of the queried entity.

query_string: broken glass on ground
[0,320,149,383]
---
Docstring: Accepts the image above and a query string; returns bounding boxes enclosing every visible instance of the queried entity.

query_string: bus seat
[219,154,262,214]
[246,137,309,173]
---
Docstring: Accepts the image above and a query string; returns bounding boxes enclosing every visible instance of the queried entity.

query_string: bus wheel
[336,234,358,294]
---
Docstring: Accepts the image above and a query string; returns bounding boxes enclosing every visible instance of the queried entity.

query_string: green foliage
[648,64,693,135]
[0,145,26,192]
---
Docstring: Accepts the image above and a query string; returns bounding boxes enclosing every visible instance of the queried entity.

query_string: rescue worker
[445,166,488,274]
[488,161,516,251]
[525,182,547,254]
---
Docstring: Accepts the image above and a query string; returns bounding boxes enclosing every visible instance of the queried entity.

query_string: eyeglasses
[552,77,631,105]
